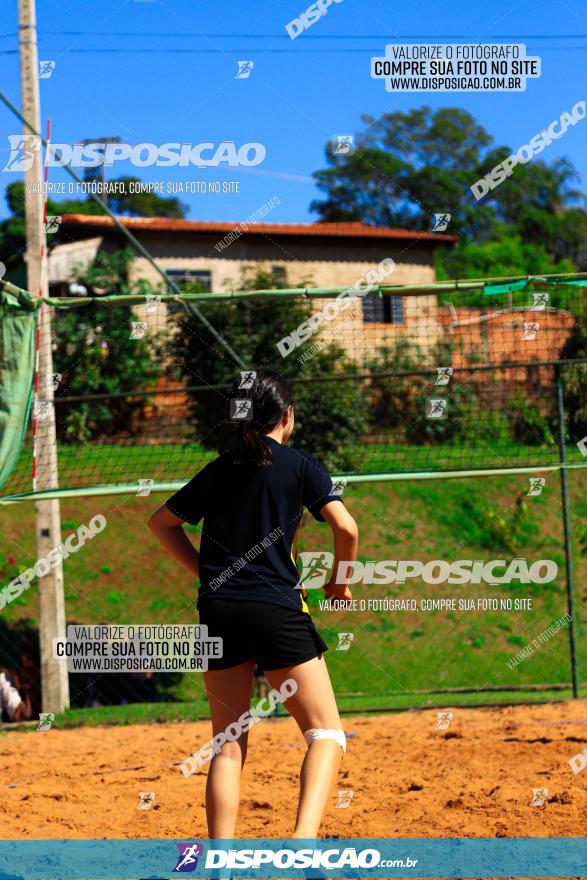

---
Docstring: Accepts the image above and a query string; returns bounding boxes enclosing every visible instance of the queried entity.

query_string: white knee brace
[304,728,347,754]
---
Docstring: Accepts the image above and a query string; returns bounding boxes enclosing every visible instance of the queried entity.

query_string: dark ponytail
[223,368,293,467]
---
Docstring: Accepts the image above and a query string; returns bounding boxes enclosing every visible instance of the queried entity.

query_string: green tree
[0,176,188,280]
[311,106,585,267]
[169,268,368,470]
[52,250,161,442]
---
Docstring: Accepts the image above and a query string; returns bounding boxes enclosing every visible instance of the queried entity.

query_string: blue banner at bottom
[0,838,586,879]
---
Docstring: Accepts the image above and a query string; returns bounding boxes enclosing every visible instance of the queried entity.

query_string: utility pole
[18,0,69,712]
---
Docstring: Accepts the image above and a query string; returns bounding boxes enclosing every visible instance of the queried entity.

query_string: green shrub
[508,391,556,446]
[169,269,368,470]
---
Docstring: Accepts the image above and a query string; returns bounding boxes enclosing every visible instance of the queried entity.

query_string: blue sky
[1,0,586,224]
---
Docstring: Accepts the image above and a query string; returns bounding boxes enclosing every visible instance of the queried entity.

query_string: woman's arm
[320,500,359,602]
[148,504,200,577]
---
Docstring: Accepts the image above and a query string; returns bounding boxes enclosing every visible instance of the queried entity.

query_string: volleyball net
[1,273,587,504]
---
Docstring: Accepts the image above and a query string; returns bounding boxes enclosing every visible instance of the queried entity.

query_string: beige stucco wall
[50,229,445,360]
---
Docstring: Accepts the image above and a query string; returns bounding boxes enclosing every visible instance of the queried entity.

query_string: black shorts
[197,598,329,671]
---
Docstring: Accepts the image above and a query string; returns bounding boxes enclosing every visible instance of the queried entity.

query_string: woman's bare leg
[264,656,343,838]
[203,659,256,838]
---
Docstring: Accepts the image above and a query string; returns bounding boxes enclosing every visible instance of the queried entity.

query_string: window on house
[166,269,211,292]
[271,266,287,283]
[362,293,404,325]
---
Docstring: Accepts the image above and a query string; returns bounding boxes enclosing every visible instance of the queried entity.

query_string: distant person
[0,669,32,722]
[149,368,358,838]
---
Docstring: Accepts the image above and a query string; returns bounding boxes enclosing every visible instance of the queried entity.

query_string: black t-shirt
[165,436,342,611]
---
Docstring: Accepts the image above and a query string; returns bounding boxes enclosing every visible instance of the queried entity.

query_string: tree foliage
[168,268,369,470]
[311,106,586,272]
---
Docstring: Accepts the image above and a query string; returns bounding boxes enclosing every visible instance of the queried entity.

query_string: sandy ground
[2,699,587,843]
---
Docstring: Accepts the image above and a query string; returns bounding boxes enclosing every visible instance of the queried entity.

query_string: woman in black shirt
[149,368,358,839]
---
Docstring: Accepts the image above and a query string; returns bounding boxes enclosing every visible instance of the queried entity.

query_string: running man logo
[3,135,41,172]
[230,399,253,421]
[298,551,333,589]
[531,292,549,311]
[426,398,447,419]
[435,367,453,386]
[145,294,162,314]
[46,373,62,392]
[527,477,545,496]
[336,632,354,651]
[522,322,539,341]
[336,789,354,808]
[137,479,155,497]
[173,843,204,873]
[137,791,156,810]
[45,215,62,234]
[130,321,147,340]
[238,370,256,390]
[330,477,347,496]
[34,400,51,421]
[236,61,254,79]
[569,747,587,775]
[435,711,453,731]
[577,437,587,458]
[333,134,354,154]
[38,60,56,78]
[530,787,548,807]
[37,713,55,731]
[432,213,451,232]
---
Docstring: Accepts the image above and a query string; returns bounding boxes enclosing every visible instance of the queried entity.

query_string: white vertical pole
[18,0,69,712]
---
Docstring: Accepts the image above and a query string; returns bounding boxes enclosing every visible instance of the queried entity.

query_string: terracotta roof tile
[60,214,458,243]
